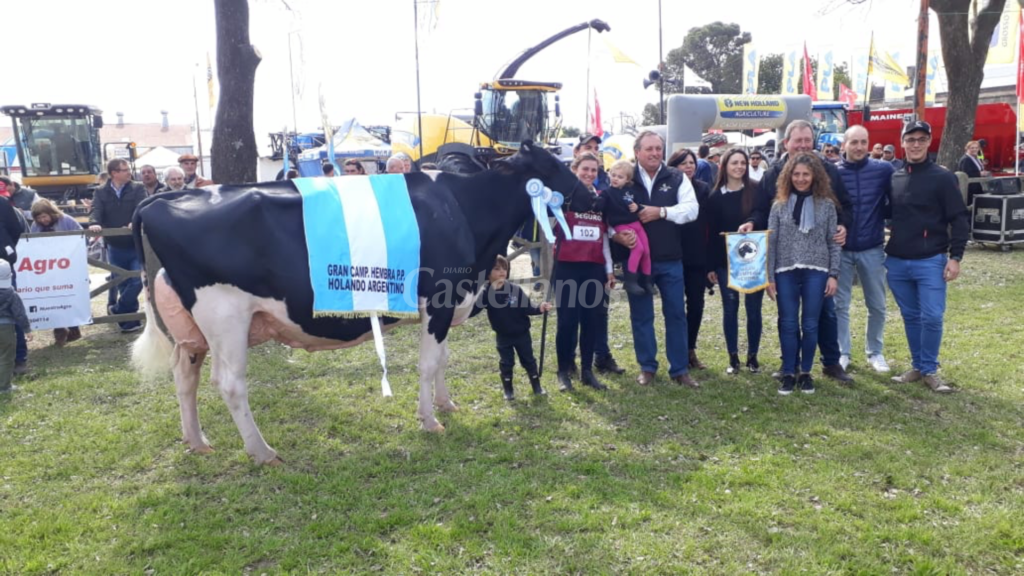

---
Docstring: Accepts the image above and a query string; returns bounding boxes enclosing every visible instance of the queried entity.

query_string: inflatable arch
[665,95,813,156]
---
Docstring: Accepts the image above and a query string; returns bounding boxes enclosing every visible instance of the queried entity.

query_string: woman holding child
[554,152,615,392]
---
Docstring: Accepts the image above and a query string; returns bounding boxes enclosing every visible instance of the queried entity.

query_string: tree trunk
[211,0,262,184]
[932,0,1007,170]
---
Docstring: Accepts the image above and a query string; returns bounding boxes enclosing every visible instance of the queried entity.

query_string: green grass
[2,245,1024,574]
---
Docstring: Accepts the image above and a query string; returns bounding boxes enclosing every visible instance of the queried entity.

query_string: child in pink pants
[604,160,651,296]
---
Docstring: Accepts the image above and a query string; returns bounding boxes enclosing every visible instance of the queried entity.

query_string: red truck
[813,102,1019,171]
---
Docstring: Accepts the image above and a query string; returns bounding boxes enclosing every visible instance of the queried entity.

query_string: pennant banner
[206,53,215,111]
[743,43,760,95]
[725,231,770,294]
[883,50,906,101]
[782,48,799,95]
[839,83,857,107]
[988,1,1021,65]
[818,49,835,99]
[802,43,818,101]
[602,37,641,66]
[588,89,604,137]
[852,51,871,104]
[925,51,939,105]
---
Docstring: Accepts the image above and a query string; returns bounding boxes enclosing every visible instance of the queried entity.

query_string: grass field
[2,245,1023,574]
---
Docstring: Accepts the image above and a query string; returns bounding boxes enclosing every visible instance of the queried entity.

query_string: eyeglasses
[824,149,838,155]
[903,137,930,145]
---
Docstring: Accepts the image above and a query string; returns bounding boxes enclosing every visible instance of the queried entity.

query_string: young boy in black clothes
[480,255,551,400]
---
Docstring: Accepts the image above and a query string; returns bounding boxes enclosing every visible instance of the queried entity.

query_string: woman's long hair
[775,153,838,206]
[714,147,757,218]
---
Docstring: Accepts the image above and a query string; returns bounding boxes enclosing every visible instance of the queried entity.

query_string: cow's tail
[132,284,174,379]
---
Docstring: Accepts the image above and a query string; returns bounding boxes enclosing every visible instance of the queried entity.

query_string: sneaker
[922,374,954,394]
[557,370,574,392]
[746,356,761,374]
[892,369,923,384]
[867,354,891,373]
[839,354,851,371]
[798,373,815,394]
[778,374,796,395]
[726,353,741,375]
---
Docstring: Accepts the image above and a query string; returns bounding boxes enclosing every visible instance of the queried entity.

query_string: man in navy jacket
[836,125,894,374]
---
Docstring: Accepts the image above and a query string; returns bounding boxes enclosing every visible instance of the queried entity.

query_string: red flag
[839,83,857,107]
[803,42,818,101]
[588,89,603,137]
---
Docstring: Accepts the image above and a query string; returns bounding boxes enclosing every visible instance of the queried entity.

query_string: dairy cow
[131,142,589,464]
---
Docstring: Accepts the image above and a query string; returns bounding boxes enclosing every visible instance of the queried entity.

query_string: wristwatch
[659,207,667,219]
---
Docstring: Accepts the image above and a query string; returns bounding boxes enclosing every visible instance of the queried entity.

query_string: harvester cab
[0,103,103,206]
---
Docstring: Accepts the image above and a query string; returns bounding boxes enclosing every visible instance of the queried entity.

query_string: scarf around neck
[788,190,815,234]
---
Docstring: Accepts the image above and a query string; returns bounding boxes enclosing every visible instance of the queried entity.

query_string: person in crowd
[88,158,147,333]
[887,121,968,394]
[162,167,186,191]
[94,172,110,188]
[870,143,884,159]
[9,181,41,217]
[957,140,988,206]
[602,159,651,296]
[139,165,164,196]
[667,148,712,370]
[343,159,366,175]
[322,163,336,177]
[611,131,700,388]
[977,138,989,169]
[881,144,905,170]
[386,156,406,174]
[29,199,84,346]
[705,148,764,375]
[708,147,723,168]
[767,153,841,395]
[178,154,213,188]
[480,255,551,400]
[823,144,841,164]
[0,260,30,393]
[836,126,894,374]
[0,181,27,374]
[554,152,614,392]
[395,153,414,173]
[575,134,610,190]
[746,119,854,384]
[695,144,717,187]
[285,169,299,179]
[748,150,767,182]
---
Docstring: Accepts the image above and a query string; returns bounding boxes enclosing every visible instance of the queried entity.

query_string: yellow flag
[602,37,640,66]
[781,48,799,95]
[206,53,215,110]
[987,2,1021,65]
[870,46,910,86]
[742,44,760,95]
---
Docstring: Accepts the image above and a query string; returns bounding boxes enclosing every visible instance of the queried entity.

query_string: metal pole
[586,27,592,129]
[413,0,425,161]
[192,65,205,174]
[658,0,665,124]
[287,33,299,136]
[913,0,930,121]
[863,32,874,110]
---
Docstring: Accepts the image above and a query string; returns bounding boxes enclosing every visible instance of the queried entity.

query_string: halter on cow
[131,142,592,465]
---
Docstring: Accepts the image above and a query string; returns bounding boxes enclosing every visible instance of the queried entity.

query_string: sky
[3,0,946,151]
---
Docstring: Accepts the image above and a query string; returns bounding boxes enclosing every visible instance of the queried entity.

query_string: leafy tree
[758,53,783,94]
[931,0,1008,169]
[641,103,661,126]
[667,22,750,94]
[560,126,581,138]
[211,0,261,184]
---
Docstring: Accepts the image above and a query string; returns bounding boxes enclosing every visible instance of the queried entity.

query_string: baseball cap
[709,147,723,157]
[902,120,932,138]
[882,144,895,153]
[0,260,11,290]
[178,153,199,163]
[579,133,602,146]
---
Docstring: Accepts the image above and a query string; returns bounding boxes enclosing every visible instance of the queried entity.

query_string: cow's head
[502,141,598,242]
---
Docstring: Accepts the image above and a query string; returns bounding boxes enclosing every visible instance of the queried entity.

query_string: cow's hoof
[435,400,459,413]
[263,456,285,467]
[421,420,446,433]
[187,444,214,455]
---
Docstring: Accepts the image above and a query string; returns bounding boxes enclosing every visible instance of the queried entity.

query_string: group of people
[481,119,968,399]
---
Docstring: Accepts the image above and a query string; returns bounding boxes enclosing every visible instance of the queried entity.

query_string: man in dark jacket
[887,121,968,393]
[612,131,700,388]
[743,119,855,383]
[88,158,147,332]
[836,126,894,374]
[0,187,27,373]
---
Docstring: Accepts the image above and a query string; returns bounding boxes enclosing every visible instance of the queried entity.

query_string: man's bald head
[844,125,870,163]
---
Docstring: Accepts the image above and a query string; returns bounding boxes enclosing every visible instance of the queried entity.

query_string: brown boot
[672,373,700,388]
[53,328,69,347]
[67,327,82,343]
[688,349,706,370]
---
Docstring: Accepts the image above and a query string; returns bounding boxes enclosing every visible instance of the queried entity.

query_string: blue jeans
[776,269,828,375]
[554,262,605,372]
[107,245,142,330]
[716,268,764,356]
[885,254,947,375]
[835,246,887,358]
[627,260,689,377]
[11,272,26,364]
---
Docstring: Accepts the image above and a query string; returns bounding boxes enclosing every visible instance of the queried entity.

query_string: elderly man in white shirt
[611,130,700,388]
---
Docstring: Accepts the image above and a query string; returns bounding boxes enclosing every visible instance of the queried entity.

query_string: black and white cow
[132,142,590,464]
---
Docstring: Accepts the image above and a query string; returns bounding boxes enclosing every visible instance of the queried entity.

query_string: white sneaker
[868,354,891,373]
[839,355,851,370]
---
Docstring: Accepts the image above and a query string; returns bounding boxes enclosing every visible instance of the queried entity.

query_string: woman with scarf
[766,153,841,396]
